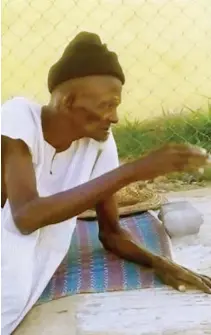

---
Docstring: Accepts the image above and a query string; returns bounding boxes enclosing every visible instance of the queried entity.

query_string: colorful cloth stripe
[38,212,172,304]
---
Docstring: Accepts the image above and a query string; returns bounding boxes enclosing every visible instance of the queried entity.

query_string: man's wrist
[123,159,153,183]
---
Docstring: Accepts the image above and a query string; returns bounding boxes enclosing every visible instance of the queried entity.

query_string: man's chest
[36,140,100,196]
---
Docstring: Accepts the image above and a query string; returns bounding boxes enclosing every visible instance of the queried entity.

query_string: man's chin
[91,131,110,142]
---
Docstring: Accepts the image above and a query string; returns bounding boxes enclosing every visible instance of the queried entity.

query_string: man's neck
[41,105,79,152]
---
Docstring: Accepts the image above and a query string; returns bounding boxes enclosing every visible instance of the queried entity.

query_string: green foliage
[113,103,211,181]
[114,103,211,157]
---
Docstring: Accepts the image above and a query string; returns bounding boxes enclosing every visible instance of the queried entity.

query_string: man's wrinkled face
[60,76,122,142]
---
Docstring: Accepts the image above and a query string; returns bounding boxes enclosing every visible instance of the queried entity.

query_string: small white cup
[159,201,204,238]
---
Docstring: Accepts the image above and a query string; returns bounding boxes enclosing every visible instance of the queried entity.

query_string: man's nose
[109,109,119,124]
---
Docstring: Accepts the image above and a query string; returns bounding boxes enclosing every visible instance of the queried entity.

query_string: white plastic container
[158,201,204,238]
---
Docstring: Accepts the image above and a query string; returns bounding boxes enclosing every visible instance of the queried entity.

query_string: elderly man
[1,32,211,334]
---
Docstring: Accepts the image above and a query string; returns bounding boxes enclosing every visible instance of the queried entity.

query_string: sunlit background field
[2,0,211,120]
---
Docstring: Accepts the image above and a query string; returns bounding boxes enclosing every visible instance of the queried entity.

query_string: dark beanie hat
[48,32,125,93]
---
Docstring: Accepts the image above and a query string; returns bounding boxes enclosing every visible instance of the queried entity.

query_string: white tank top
[1,97,119,334]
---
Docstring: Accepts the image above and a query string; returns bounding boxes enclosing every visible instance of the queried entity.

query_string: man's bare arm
[2,136,209,235]
[96,196,156,267]
[96,196,211,293]
[2,137,141,234]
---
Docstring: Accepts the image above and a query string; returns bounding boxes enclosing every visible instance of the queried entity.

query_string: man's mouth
[101,126,110,132]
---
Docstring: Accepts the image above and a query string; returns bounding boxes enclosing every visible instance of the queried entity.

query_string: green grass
[113,103,211,181]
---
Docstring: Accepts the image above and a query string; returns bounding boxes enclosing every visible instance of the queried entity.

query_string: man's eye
[108,102,119,109]
[98,101,119,111]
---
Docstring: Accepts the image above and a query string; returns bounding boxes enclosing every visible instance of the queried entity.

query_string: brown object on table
[78,182,167,219]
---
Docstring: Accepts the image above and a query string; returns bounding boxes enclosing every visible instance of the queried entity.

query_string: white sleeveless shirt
[1,97,119,334]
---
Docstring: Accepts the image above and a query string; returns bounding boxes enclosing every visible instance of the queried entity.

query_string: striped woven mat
[38,212,172,304]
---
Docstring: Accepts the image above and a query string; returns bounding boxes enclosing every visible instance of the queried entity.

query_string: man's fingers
[168,143,206,154]
[178,268,211,294]
[154,258,211,294]
[156,262,211,294]
[157,272,186,292]
[168,147,209,171]
[170,143,209,162]
[154,262,187,291]
[168,271,211,294]
[199,274,211,287]
[194,278,211,294]
[179,151,208,166]
[182,266,211,288]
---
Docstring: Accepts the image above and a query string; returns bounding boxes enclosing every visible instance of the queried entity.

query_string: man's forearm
[15,162,138,234]
[96,192,160,269]
[99,228,158,268]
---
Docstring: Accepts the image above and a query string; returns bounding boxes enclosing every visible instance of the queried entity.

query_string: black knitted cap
[48,32,125,93]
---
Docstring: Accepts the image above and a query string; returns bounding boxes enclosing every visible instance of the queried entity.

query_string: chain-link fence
[2,0,211,177]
